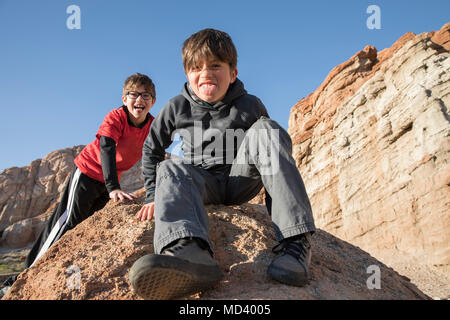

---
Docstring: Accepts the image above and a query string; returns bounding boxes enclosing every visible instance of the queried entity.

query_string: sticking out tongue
[200,84,216,96]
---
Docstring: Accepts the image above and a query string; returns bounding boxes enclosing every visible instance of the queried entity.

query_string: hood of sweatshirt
[141,77,270,202]
[181,78,248,111]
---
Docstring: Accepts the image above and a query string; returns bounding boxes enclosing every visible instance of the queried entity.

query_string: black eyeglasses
[127,91,153,100]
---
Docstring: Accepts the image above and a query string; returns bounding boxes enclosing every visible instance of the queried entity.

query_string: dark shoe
[0,286,11,299]
[0,275,17,299]
[129,237,223,300]
[2,275,17,287]
[267,233,312,287]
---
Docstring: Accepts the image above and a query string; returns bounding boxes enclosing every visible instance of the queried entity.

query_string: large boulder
[0,146,84,230]
[2,191,428,300]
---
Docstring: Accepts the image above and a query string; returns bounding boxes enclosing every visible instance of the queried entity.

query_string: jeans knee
[156,159,188,176]
[247,117,293,154]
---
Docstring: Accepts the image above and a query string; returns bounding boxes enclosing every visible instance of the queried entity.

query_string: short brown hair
[123,73,156,99]
[182,28,237,72]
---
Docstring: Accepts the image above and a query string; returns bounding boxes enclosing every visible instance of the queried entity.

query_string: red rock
[288,23,450,290]
[2,194,428,300]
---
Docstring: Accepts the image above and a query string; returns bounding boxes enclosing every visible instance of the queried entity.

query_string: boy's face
[186,56,238,104]
[122,85,155,126]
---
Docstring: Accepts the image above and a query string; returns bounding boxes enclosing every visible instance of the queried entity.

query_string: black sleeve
[142,102,177,203]
[100,135,121,193]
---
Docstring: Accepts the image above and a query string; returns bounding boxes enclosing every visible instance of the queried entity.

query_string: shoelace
[272,236,310,263]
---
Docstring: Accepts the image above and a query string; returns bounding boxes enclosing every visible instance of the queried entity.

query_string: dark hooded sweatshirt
[142,78,269,203]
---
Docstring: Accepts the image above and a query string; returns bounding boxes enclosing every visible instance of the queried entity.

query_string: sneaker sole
[129,254,223,300]
[267,264,309,287]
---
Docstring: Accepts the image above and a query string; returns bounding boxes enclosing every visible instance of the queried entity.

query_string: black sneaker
[129,237,223,300]
[0,286,11,299]
[0,275,17,299]
[2,275,17,287]
[267,233,312,286]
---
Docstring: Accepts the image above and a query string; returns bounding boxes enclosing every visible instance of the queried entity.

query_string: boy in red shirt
[19,73,155,274]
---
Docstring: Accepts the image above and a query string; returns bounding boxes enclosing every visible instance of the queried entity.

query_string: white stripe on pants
[30,169,82,267]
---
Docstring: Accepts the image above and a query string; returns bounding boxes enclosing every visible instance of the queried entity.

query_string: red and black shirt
[75,106,154,192]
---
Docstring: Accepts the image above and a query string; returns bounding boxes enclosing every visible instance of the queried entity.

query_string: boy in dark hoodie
[130,29,316,299]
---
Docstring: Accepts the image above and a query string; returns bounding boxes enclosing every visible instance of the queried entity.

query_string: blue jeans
[152,117,316,254]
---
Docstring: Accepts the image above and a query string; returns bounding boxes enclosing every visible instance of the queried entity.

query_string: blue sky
[0,0,448,172]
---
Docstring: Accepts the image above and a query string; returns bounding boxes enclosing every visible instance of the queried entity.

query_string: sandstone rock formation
[0,145,144,249]
[2,191,428,300]
[288,23,450,272]
[1,24,449,300]
[0,146,84,229]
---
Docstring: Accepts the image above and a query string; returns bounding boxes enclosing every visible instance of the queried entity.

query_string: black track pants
[25,167,110,268]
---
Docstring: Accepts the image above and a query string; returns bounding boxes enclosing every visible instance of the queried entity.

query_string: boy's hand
[136,202,155,221]
[109,189,137,202]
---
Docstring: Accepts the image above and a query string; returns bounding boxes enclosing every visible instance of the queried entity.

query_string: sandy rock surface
[3,191,428,300]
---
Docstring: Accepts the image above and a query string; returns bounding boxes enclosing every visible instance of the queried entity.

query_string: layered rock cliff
[288,23,450,272]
